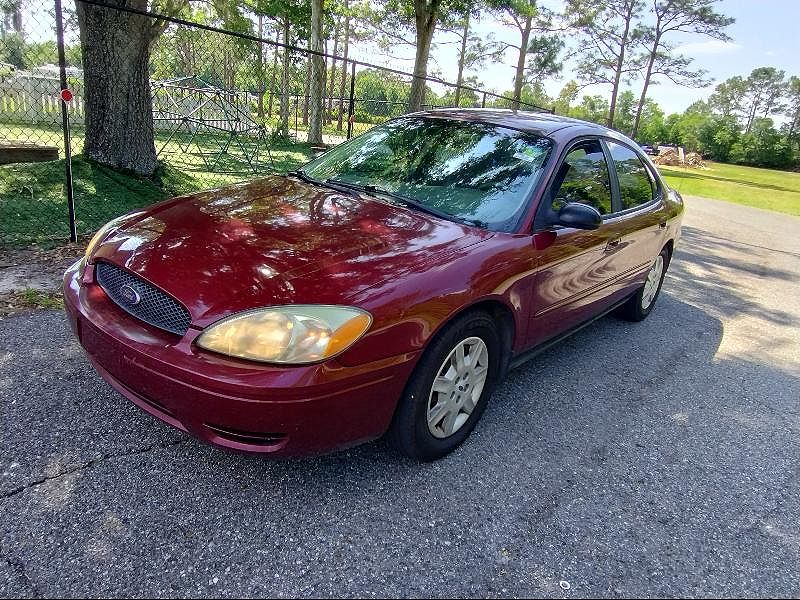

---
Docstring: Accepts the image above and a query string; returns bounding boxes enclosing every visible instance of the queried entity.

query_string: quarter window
[606,141,655,210]
[551,140,613,215]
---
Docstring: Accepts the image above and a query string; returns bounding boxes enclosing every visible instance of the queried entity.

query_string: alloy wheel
[426,336,490,439]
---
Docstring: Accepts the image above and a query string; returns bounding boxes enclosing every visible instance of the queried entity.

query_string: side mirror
[555,202,602,230]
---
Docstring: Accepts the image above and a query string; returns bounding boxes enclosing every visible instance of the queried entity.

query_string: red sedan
[64,109,682,460]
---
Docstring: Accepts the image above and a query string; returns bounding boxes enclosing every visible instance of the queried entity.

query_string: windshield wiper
[325,179,486,228]
[286,170,360,197]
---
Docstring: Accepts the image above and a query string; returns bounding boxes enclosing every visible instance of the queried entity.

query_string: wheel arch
[425,296,518,379]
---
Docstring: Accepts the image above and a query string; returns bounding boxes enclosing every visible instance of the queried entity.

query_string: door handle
[605,238,621,252]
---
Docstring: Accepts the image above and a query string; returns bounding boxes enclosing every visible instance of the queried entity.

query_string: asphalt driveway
[1,195,799,598]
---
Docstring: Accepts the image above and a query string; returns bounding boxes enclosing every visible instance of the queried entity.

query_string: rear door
[601,139,670,295]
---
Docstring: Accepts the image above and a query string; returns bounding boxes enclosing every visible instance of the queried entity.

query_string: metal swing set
[151,76,275,174]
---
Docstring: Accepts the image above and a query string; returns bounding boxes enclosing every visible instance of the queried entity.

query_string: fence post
[346,60,355,140]
[481,92,486,109]
[54,0,77,243]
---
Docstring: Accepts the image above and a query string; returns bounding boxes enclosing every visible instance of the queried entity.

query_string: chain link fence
[0,0,551,248]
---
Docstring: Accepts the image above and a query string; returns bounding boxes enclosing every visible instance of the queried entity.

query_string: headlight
[196,305,372,364]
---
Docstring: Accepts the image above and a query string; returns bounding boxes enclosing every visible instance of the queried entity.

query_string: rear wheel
[619,246,670,321]
[388,311,501,461]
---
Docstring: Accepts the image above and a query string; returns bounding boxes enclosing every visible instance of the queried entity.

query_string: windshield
[300,116,553,231]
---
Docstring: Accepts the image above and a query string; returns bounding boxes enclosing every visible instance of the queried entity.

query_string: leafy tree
[0,0,22,34]
[569,94,610,124]
[708,76,747,120]
[741,67,786,133]
[664,100,709,151]
[364,0,465,111]
[553,80,579,115]
[354,68,413,120]
[630,0,733,138]
[256,0,311,138]
[697,115,739,162]
[491,0,560,109]
[730,118,793,168]
[524,34,563,89]
[566,0,646,128]
[784,76,800,138]
[448,6,501,107]
[636,99,668,144]
[613,89,637,134]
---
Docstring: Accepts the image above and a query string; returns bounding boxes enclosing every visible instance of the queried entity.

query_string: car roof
[410,107,613,138]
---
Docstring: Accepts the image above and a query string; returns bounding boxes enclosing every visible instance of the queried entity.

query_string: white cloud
[675,40,742,55]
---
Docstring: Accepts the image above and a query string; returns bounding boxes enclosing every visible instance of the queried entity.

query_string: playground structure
[151,76,274,174]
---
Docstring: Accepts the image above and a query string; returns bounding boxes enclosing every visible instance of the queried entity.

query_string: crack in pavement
[1,546,41,598]
[0,438,185,500]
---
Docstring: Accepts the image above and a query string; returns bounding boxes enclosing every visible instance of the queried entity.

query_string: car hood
[92,175,493,327]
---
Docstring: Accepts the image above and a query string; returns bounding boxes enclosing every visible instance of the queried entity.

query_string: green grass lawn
[659,162,800,217]
[1,122,313,247]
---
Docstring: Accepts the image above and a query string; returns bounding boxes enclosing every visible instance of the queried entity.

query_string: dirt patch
[0,244,83,316]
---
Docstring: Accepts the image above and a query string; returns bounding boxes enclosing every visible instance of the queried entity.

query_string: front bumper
[63,260,418,457]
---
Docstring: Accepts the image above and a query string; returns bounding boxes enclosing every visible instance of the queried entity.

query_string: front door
[526,138,625,348]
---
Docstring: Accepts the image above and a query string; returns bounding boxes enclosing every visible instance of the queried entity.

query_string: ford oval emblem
[119,284,141,305]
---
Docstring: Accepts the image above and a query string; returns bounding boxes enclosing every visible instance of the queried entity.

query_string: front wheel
[618,246,670,321]
[387,311,501,461]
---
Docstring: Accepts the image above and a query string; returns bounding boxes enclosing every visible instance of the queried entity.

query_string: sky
[17,0,800,117]
[350,0,800,116]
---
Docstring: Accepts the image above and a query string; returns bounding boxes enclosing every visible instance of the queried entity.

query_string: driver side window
[552,140,613,215]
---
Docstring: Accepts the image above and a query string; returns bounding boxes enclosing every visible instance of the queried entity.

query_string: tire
[387,311,502,461]
[618,246,671,322]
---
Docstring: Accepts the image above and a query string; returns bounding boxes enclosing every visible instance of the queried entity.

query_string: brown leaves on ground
[0,243,83,316]
[0,288,64,317]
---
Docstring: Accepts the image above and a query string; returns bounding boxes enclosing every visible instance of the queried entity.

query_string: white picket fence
[0,73,85,124]
[1,74,256,132]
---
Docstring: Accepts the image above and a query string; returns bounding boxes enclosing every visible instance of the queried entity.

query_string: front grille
[95,262,191,336]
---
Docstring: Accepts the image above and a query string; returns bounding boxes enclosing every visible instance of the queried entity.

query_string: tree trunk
[512,15,532,110]
[745,103,757,134]
[607,2,634,129]
[76,0,161,176]
[302,40,310,126]
[789,108,799,137]
[327,19,340,125]
[337,1,351,132]
[308,0,325,144]
[408,0,441,112]
[267,25,279,117]
[631,32,660,139]
[257,13,265,120]
[278,16,291,138]
[454,14,469,107]
[10,1,22,32]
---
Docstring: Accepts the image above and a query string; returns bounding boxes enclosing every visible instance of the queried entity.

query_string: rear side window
[606,141,655,210]
[551,140,613,215]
